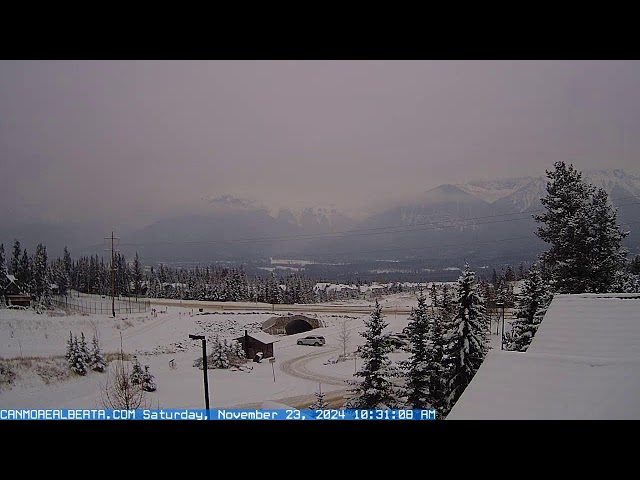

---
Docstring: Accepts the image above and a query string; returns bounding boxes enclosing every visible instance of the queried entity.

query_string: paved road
[230,347,354,409]
[149,299,413,315]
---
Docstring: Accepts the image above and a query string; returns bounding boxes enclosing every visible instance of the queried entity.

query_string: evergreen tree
[90,333,107,372]
[18,248,31,293]
[585,187,629,292]
[0,243,6,278]
[31,243,48,304]
[610,269,640,293]
[52,258,69,297]
[504,265,515,283]
[310,383,329,409]
[230,339,246,364]
[402,290,432,409]
[518,263,525,281]
[142,365,156,392]
[429,283,438,308]
[10,240,21,276]
[65,331,74,362]
[69,334,88,375]
[534,161,628,293]
[132,252,143,298]
[210,335,230,369]
[63,246,72,289]
[630,255,640,275]
[440,284,455,322]
[130,357,144,385]
[505,262,553,352]
[426,312,448,415]
[0,243,7,294]
[79,332,90,365]
[442,264,489,416]
[344,300,402,409]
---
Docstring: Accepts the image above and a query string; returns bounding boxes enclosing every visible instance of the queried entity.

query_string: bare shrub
[0,362,17,390]
[99,335,149,410]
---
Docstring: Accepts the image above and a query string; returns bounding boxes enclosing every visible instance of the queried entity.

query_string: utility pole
[105,232,119,318]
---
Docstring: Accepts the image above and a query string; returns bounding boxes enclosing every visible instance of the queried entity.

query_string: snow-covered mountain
[457,176,534,203]
[276,206,356,233]
[12,169,636,267]
[492,176,548,213]
[460,169,640,213]
[582,169,640,201]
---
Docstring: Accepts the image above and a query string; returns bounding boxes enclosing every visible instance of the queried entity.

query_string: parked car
[297,335,326,346]
[384,333,409,348]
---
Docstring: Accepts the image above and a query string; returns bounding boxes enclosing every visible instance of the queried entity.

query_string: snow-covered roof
[236,331,279,345]
[447,293,640,420]
[6,274,16,283]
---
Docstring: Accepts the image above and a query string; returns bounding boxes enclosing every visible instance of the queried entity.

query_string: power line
[105,232,119,318]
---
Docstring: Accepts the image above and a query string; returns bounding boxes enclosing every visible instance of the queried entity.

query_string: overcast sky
[1,60,639,227]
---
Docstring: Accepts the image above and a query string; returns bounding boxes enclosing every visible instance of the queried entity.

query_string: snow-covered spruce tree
[611,269,640,293]
[90,332,107,372]
[426,311,449,416]
[442,264,489,416]
[505,262,553,352]
[79,332,90,366]
[31,243,48,306]
[440,283,455,323]
[69,334,88,376]
[344,300,402,409]
[586,187,629,292]
[210,335,230,369]
[310,383,329,409]
[534,161,628,293]
[401,290,432,409]
[65,331,74,362]
[0,243,7,295]
[229,339,246,365]
[142,365,156,392]
[18,249,31,297]
[429,283,439,308]
[130,357,144,385]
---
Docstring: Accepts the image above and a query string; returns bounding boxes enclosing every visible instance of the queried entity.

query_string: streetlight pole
[496,302,505,350]
[189,334,210,417]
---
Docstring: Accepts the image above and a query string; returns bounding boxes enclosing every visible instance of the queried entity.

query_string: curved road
[280,347,350,387]
[232,347,354,409]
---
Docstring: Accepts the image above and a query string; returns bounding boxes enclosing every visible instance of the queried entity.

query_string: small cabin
[235,330,278,360]
[3,274,31,307]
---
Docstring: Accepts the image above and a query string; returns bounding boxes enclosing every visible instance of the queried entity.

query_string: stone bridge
[262,315,324,335]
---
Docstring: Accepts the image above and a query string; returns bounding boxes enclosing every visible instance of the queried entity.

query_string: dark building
[3,274,31,307]
[235,330,278,360]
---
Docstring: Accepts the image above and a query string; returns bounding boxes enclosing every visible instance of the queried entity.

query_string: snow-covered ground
[0,290,509,414]
[2,292,475,411]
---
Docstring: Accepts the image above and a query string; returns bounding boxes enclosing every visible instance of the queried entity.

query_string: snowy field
[5,292,495,411]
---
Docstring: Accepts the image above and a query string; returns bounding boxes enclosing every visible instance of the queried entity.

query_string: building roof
[236,331,279,345]
[6,274,17,283]
[447,293,640,420]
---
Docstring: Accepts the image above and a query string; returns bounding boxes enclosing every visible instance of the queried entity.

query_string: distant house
[3,274,31,307]
[235,330,278,360]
